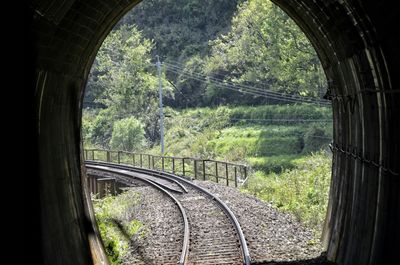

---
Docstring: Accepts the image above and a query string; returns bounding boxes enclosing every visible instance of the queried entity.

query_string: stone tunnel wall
[30,0,399,264]
[271,1,400,264]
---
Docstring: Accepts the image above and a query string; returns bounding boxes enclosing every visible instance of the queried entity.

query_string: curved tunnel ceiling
[30,0,400,264]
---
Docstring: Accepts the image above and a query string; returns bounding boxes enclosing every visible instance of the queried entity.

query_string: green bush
[93,191,144,264]
[229,104,332,121]
[254,136,303,156]
[89,108,115,148]
[302,125,331,154]
[247,155,299,173]
[242,151,332,237]
[210,132,303,158]
[110,117,147,152]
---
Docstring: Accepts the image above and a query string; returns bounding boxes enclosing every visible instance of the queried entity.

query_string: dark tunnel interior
[28,1,399,264]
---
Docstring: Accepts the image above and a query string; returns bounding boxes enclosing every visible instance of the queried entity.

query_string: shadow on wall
[253,253,336,264]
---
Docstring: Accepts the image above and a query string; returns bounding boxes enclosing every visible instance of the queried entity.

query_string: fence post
[172,158,175,174]
[152,156,155,169]
[117,151,121,164]
[140,154,143,167]
[148,155,151,169]
[244,166,247,181]
[215,161,219,183]
[132,153,135,166]
[225,163,229,186]
[111,179,116,196]
[107,151,110,162]
[194,160,197,179]
[182,158,185,176]
[203,160,206,181]
[162,156,165,172]
[85,150,88,160]
[92,150,95,160]
[234,166,238,188]
[92,177,97,195]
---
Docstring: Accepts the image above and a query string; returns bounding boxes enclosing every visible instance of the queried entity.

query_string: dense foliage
[93,191,146,264]
[84,25,172,149]
[164,0,327,107]
[85,0,333,243]
[149,104,332,169]
[242,151,332,236]
[205,0,326,99]
[118,0,242,61]
[85,0,327,113]
[110,117,147,151]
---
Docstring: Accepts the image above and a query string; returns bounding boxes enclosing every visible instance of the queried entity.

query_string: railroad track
[85,160,251,265]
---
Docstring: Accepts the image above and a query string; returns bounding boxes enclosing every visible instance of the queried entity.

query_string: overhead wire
[166,66,324,105]
[163,62,331,106]
[146,59,330,106]
[150,60,333,134]
[163,59,327,103]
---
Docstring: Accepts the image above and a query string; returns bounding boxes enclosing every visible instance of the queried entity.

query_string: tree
[95,24,162,117]
[84,24,172,146]
[118,0,242,61]
[88,108,115,149]
[204,0,327,104]
[110,117,147,152]
[165,55,208,108]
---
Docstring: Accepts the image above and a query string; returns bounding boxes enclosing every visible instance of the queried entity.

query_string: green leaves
[84,24,173,147]
[93,191,143,264]
[204,0,327,102]
[242,151,332,237]
[110,117,147,152]
[94,25,158,115]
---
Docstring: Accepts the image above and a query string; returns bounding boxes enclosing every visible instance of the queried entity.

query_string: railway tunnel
[29,0,399,264]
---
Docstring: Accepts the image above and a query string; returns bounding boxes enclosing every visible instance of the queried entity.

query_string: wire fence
[84,149,248,188]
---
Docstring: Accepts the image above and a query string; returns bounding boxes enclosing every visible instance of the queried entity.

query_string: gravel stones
[88,168,333,264]
[194,180,326,263]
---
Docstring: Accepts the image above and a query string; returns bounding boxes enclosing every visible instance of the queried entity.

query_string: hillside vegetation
[145,104,333,236]
[151,104,332,173]
[83,0,333,244]
[83,0,328,149]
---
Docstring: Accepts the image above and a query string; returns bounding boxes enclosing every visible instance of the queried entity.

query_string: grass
[92,104,333,242]
[247,155,299,173]
[148,105,333,236]
[242,151,332,236]
[93,190,145,265]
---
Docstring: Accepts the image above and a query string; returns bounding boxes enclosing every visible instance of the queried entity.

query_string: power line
[230,118,331,123]
[163,62,331,106]
[166,66,307,104]
[147,59,330,106]
[164,61,326,102]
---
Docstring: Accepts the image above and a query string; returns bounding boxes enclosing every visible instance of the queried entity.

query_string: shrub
[93,191,143,264]
[247,155,299,173]
[110,117,147,152]
[242,151,332,237]
[89,108,115,148]
[302,125,331,154]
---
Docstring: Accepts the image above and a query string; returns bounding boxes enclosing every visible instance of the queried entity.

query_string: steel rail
[86,164,190,265]
[85,160,252,265]
[87,171,184,194]
[87,159,188,193]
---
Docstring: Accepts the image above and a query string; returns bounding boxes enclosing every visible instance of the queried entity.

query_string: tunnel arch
[31,1,399,264]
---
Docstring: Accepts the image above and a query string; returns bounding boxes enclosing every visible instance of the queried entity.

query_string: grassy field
[92,103,333,248]
[147,104,333,237]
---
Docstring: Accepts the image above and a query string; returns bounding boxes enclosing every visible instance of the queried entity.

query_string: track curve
[85,160,251,265]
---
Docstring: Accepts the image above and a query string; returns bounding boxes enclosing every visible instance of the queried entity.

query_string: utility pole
[156,55,165,155]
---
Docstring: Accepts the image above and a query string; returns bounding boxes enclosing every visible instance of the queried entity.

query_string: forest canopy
[83,0,327,151]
